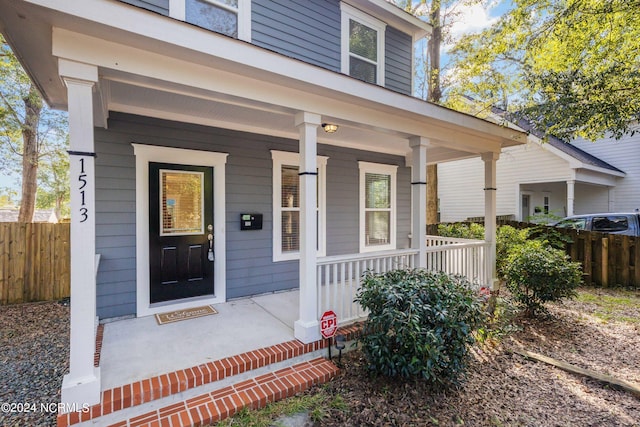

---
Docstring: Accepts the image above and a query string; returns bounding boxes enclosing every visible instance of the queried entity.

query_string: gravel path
[0,301,69,427]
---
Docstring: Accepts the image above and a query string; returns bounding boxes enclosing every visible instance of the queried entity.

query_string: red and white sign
[320,310,338,339]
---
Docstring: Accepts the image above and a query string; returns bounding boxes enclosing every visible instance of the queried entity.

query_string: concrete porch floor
[100,290,300,390]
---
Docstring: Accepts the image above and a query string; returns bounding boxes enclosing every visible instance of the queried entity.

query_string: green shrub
[437,222,485,240]
[354,269,485,384]
[527,223,573,250]
[504,240,582,316]
[496,225,530,278]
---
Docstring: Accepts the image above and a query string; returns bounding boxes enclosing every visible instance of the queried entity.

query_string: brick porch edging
[106,357,338,427]
[58,323,362,426]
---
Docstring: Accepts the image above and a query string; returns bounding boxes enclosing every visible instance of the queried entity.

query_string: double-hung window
[272,151,328,261]
[341,3,386,85]
[171,0,251,41]
[359,162,396,252]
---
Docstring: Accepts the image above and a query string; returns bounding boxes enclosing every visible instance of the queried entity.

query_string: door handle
[207,225,214,261]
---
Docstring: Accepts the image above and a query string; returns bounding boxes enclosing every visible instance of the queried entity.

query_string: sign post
[320,310,338,360]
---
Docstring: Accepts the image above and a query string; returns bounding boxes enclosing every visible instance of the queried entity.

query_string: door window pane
[160,170,204,235]
[186,0,238,38]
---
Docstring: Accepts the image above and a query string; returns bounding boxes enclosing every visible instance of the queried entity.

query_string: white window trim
[340,2,386,85]
[272,150,328,262]
[169,0,252,42]
[359,161,397,253]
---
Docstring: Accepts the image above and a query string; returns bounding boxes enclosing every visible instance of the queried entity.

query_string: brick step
[106,357,339,427]
[57,323,361,427]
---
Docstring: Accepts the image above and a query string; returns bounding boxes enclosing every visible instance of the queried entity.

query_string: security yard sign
[320,310,338,339]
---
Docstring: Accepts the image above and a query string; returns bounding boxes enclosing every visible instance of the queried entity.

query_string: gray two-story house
[0,0,525,424]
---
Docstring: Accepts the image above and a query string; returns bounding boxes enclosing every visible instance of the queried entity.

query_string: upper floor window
[170,0,251,41]
[341,3,386,85]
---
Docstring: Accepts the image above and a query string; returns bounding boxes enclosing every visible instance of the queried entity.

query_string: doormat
[155,305,218,325]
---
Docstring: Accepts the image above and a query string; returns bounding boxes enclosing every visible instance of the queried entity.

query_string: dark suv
[554,213,640,236]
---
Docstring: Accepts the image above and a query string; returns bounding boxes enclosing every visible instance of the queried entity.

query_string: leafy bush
[527,223,573,250]
[496,225,530,278]
[437,222,485,240]
[504,240,582,316]
[355,269,485,384]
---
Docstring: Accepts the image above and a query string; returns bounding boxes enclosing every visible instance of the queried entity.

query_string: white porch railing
[316,237,491,327]
[425,236,490,289]
[317,249,419,325]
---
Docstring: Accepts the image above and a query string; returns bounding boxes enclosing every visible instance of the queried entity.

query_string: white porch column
[294,112,321,343]
[608,187,616,212]
[481,152,499,288]
[566,179,575,216]
[409,137,428,268]
[59,59,101,408]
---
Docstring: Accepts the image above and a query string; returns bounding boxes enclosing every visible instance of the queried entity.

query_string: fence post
[601,237,609,287]
[621,236,630,286]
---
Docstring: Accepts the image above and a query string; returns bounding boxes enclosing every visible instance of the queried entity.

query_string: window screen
[364,173,391,246]
[349,19,378,84]
[281,166,300,252]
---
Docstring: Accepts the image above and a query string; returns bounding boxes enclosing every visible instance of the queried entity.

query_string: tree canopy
[447,0,640,141]
[1,34,69,220]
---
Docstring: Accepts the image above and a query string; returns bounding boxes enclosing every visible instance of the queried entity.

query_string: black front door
[149,162,214,303]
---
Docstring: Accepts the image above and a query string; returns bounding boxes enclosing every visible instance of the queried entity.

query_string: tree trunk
[426,0,442,225]
[18,84,42,223]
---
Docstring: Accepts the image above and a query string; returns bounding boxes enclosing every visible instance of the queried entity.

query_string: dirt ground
[311,288,640,427]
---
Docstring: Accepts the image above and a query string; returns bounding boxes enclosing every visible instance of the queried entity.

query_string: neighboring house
[0,208,58,222]
[0,0,524,408]
[438,110,637,223]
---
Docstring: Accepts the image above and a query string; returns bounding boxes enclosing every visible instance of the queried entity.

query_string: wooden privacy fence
[0,222,70,305]
[565,229,640,288]
[497,220,640,288]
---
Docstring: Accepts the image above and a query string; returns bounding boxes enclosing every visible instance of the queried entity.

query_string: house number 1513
[78,157,88,223]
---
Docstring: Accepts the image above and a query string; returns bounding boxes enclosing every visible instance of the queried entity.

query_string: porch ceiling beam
[51,28,516,151]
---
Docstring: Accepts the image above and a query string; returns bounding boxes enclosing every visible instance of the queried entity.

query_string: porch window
[272,151,328,262]
[341,3,386,85]
[171,0,251,41]
[359,161,397,252]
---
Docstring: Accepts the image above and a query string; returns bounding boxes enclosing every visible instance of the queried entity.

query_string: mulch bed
[0,301,69,427]
[1,290,639,427]
[310,292,640,426]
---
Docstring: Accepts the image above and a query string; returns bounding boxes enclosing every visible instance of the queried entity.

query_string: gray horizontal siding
[95,112,411,318]
[118,0,169,15]
[252,0,341,72]
[95,127,137,319]
[385,26,412,96]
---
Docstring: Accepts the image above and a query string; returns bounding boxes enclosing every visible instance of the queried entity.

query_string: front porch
[58,237,489,426]
[101,235,489,389]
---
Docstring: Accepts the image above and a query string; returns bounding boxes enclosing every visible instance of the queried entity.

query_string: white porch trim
[60,59,101,409]
[482,152,499,288]
[293,112,322,344]
[566,179,575,217]
[133,144,228,317]
[410,136,428,268]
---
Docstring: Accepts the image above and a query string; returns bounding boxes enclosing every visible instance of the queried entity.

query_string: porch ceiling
[0,0,528,162]
[104,76,477,161]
